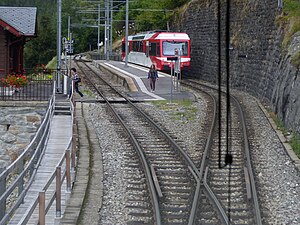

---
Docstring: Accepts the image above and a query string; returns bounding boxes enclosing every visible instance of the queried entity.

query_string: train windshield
[162,41,188,56]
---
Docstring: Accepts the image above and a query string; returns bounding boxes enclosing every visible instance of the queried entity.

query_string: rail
[180,80,231,224]
[182,80,262,224]
[0,81,76,224]
[233,95,262,225]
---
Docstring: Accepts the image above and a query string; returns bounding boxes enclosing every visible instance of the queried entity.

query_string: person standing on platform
[69,67,83,99]
[148,64,158,92]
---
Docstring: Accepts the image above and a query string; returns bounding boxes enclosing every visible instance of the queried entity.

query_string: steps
[54,100,71,115]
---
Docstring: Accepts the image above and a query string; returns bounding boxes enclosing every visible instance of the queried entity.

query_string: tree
[25,15,56,68]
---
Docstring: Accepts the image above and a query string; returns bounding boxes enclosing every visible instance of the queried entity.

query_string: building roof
[0,7,37,37]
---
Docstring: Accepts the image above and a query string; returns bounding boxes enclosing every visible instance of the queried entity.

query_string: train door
[146,41,149,57]
[149,42,157,57]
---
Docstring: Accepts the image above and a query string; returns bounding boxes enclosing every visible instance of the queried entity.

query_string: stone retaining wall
[173,0,300,134]
[0,105,46,169]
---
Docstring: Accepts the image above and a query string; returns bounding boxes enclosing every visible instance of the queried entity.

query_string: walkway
[8,97,72,225]
[93,60,195,101]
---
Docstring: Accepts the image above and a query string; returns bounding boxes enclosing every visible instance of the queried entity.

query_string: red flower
[1,74,28,88]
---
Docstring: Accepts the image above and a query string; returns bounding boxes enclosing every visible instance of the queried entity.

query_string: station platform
[92,60,195,102]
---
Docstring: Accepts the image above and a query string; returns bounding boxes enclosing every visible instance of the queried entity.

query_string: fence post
[18,159,24,202]
[56,167,61,217]
[0,169,6,219]
[71,124,76,169]
[65,149,71,192]
[39,191,45,225]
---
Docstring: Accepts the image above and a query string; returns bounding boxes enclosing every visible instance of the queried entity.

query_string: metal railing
[0,68,73,101]
[0,70,55,101]
[0,81,76,224]
[87,52,121,61]
[21,142,74,225]
[0,84,55,224]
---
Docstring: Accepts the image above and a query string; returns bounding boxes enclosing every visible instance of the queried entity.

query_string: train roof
[126,31,190,41]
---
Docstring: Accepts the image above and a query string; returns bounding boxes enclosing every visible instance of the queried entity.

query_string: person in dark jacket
[148,64,158,92]
[69,67,83,98]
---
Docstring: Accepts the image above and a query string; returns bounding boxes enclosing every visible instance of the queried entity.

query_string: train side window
[139,41,143,52]
[149,43,157,56]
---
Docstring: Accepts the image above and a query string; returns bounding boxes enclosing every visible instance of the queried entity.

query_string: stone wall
[0,106,46,169]
[174,0,300,134]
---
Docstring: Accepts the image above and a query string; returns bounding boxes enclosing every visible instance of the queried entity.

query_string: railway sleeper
[127,221,154,225]
[161,188,192,194]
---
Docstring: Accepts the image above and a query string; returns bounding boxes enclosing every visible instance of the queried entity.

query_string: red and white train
[122,30,191,71]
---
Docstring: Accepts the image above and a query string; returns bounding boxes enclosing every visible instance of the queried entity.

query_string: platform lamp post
[167,56,178,103]
[124,0,129,67]
[56,0,62,93]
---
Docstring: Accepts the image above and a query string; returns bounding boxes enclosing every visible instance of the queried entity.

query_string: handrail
[18,104,75,223]
[0,79,76,225]
[19,148,72,225]
[0,85,55,224]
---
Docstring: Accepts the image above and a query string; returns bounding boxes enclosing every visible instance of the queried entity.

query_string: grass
[277,0,300,51]
[46,56,57,69]
[283,0,300,17]
[291,51,300,68]
[290,134,300,158]
[270,112,289,135]
[152,99,197,123]
[81,88,93,97]
[270,112,300,158]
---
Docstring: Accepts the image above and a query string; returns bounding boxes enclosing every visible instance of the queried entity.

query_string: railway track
[74,60,202,224]
[182,79,262,225]
[73,60,262,224]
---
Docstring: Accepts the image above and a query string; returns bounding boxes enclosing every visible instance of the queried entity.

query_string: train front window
[162,41,188,56]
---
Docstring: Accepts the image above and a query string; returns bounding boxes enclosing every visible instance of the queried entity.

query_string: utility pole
[64,16,71,95]
[68,16,72,73]
[110,0,113,57]
[104,0,108,60]
[125,0,129,67]
[98,4,100,54]
[57,0,62,93]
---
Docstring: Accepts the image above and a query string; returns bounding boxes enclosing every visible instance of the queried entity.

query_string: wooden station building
[0,7,37,77]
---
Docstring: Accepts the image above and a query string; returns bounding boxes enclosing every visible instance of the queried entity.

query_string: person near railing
[68,67,83,99]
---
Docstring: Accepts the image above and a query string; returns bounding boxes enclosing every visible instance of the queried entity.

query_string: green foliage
[270,112,289,135]
[270,112,300,158]
[290,134,300,158]
[152,99,197,122]
[283,0,300,17]
[114,0,190,34]
[291,51,300,68]
[46,56,57,69]
[0,0,191,68]
[278,0,300,49]
[25,15,56,68]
